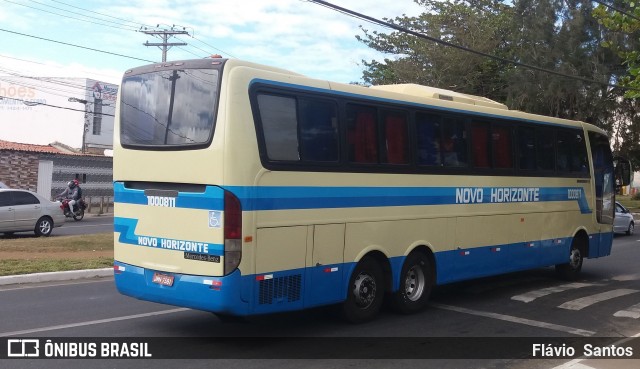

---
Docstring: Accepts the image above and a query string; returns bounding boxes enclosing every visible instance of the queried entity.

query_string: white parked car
[0,189,65,237]
[614,201,635,236]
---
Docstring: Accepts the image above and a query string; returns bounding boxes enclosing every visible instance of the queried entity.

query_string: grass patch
[0,233,113,252]
[617,195,640,213]
[0,258,114,276]
[0,233,113,276]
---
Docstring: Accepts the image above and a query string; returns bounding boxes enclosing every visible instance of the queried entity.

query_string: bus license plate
[152,273,174,287]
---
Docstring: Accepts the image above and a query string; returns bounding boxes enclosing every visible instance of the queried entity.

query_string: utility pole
[68,97,89,154]
[142,27,189,62]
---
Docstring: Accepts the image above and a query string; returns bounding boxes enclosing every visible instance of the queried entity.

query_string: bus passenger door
[588,132,615,257]
[305,224,345,307]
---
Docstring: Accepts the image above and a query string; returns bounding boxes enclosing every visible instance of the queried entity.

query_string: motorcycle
[57,198,87,221]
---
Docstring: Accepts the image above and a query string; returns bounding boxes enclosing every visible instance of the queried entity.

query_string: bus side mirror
[613,156,632,187]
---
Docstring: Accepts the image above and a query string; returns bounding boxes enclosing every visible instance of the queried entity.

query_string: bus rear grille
[258,274,302,305]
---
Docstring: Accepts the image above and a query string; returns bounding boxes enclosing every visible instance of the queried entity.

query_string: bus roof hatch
[370,84,508,110]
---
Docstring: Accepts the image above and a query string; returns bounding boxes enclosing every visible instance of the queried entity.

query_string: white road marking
[0,308,189,337]
[558,289,638,310]
[552,360,596,369]
[612,273,640,281]
[429,303,594,336]
[511,283,595,303]
[614,302,640,319]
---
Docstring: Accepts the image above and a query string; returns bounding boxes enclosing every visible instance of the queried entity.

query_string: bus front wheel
[555,239,584,281]
[342,257,385,324]
[392,252,433,314]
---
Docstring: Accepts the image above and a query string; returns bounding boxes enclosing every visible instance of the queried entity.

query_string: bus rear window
[120,69,219,148]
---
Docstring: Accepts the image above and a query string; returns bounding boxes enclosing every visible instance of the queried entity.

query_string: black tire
[555,238,583,281]
[34,217,53,237]
[73,208,84,221]
[342,256,385,324]
[392,252,433,314]
[626,222,634,236]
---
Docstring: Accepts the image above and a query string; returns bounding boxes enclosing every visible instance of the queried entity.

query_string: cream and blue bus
[113,57,629,323]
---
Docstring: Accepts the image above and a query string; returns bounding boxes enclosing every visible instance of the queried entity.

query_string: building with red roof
[0,139,112,200]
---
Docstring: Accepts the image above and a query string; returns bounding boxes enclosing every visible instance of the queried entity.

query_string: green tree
[593,1,640,167]
[506,0,622,132]
[593,0,640,98]
[357,0,627,133]
[357,0,513,100]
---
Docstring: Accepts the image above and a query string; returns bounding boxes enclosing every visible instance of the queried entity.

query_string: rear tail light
[223,190,242,275]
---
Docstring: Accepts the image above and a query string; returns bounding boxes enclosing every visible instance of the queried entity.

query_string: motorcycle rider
[58,179,80,214]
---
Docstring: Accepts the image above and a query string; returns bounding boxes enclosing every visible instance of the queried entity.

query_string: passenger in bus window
[442,136,458,166]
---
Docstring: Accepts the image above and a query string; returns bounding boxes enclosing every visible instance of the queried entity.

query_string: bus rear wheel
[555,238,584,281]
[342,257,385,324]
[392,252,433,314]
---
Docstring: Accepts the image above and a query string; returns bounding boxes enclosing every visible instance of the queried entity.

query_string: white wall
[0,77,116,149]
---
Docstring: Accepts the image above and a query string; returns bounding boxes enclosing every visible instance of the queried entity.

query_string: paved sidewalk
[0,268,113,286]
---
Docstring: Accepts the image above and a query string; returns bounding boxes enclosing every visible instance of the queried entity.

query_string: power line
[48,0,151,29]
[7,1,235,63]
[3,0,138,31]
[0,95,114,116]
[0,75,89,100]
[189,36,238,59]
[0,54,120,81]
[0,75,112,105]
[0,27,156,63]
[307,0,638,92]
[592,0,640,23]
[0,65,98,91]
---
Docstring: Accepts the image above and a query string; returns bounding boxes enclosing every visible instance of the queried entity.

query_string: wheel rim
[630,223,634,235]
[404,265,426,302]
[39,220,51,235]
[352,272,377,308]
[569,248,581,269]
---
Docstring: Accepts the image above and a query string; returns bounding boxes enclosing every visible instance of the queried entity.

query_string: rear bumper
[52,214,66,227]
[114,261,250,315]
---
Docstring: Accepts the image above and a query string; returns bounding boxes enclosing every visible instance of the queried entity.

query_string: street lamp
[68,97,89,153]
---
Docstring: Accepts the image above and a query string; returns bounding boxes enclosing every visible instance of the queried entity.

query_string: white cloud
[0,0,426,146]
[100,0,425,81]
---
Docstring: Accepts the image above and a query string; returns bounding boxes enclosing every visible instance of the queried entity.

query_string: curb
[0,268,113,286]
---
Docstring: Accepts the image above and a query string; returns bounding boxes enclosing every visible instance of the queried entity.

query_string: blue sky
[0,0,425,147]
[0,0,424,85]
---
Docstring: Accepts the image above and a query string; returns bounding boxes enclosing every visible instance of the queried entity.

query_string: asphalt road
[1,232,639,369]
[52,214,113,236]
[0,214,113,238]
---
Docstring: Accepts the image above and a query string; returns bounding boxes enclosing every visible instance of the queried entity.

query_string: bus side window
[518,127,536,171]
[572,132,588,173]
[415,113,441,166]
[382,110,409,165]
[472,121,490,168]
[536,127,555,171]
[492,125,513,169]
[347,105,378,164]
[556,130,571,172]
[257,94,300,161]
[299,99,339,162]
[441,117,467,167]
